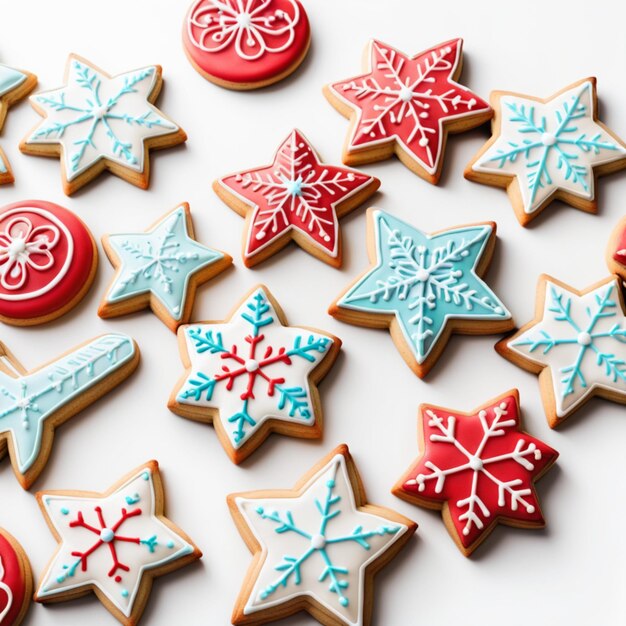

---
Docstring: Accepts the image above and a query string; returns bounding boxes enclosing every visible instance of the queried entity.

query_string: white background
[0,1,624,624]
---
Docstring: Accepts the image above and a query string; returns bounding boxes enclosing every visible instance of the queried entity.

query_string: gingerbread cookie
[465,78,626,226]
[169,285,340,463]
[329,209,513,378]
[183,0,311,90]
[20,54,186,195]
[324,38,491,183]
[99,203,232,332]
[496,275,626,427]
[214,130,380,267]
[0,63,37,185]
[35,460,201,626]
[0,200,97,326]
[606,215,626,280]
[0,528,33,625]
[393,390,558,556]
[0,333,138,489]
[228,444,416,625]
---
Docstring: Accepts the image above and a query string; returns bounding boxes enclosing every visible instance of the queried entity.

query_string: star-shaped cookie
[35,461,201,626]
[496,276,626,426]
[393,391,557,556]
[228,445,416,625]
[330,209,513,378]
[465,78,626,225]
[99,203,232,332]
[324,38,491,183]
[214,129,379,267]
[0,63,37,184]
[169,285,340,463]
[20,54,186,195]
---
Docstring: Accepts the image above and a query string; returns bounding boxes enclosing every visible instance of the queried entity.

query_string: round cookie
[0,528,32,625]
[183,0,311,90]
[0,200,97,326]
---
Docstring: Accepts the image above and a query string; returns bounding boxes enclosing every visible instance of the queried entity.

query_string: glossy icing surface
[0,531,28,625]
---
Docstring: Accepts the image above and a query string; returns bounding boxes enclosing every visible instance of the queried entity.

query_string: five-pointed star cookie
[393,391,558,556]
[169,285,340,463]
[214,129,379,268]
[329,209,513,378]
[324,38,491,183]
[0,334,138,489]
[497,276,626,427]
[35,461,201,626]
[0,63,37,184]
[20,54,186,195]
[228,445,416,625]
[99,203,232,332]
[465,78,626,225]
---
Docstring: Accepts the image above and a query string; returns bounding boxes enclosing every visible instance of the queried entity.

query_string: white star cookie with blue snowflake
[169,285,340,463]
[466,78,626,226]
[20,54,186,195]
[0,63,37,184]
[497,276,626,426]
[35,461,201,626]
[330,209,513,378]
[228,445,416,626]
[99,203,231,332]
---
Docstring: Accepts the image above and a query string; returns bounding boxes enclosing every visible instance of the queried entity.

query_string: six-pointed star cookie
[214,129,380,267]
[99,203,232,332]
[228,445,416,625]
[20,54,186,195]
[329,209,513,378]
[0,334,138,489]
[393,390,558,556]
[465,78,626,225]
[0,63,37,184]
[169,285,340,463]
[35,461,201,626]
[324,38,491,183]
[496,276,626,427]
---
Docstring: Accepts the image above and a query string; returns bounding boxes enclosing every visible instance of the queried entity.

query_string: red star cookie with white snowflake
[393,390,558,556]
[35,461,201,626]
[214,130,380,267]
[324,39,491,184]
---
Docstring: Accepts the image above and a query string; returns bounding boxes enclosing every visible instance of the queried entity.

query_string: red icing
[0,532,27,625]
[400,395,557,550]
[330,39,490,172]
[613,226,626,266]
[183,0,310,86]
[219,130,375,260]
[0,200,95,321]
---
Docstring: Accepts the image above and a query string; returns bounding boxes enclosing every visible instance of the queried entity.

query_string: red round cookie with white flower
[183,0,311,90]
[0,200,97,325]
[0,528,33,625]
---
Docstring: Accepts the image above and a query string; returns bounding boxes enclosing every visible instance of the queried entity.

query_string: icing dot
[493,306,504,315]
[398,86,414,103]
[284,178,303,196]
[418,137,429,147]
[167,540,175,549]
[416,268,430,282]
[115,575,122,583]
[577,332,592,346]
[310,534,326,550]
[339,597,349,607]
[468,456,483,471]
[245,359,260,373]
[91,104,109,120]
[100,528,115,543]
[7,238,26,257]
[541,132,557,147]
[60,507,69,515]
[235,12,252,27]
[142,472,150,480]
[528,505,536,514]
[121,589,129,598]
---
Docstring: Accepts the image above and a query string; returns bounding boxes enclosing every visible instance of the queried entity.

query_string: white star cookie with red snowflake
[169,285,340,463]
[35,461,201,626]
[324,39,491,183]
[214,130,379,267]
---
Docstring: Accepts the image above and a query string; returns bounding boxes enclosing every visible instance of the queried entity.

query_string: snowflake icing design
[508,279,626,419]
[188,0,301,60]
[400,394,557,550]
[25,56,179,180]
[217,130,377,262]
[337,210,511,367]
[235,453,408,622]
[176,287,335,450]
[328,39,490,175]
[105,206,225,320]
[37,466,195,617]
[473,80,626,215]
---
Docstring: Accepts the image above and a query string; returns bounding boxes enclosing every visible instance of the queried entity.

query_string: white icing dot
[399,86,414,102]
[236,12,252,27]
[468,456,483,471]
[416,269,430,282]
[577,332,592,346]
[541,132,557,147]
[418,137,429,147]
[245,359,260,373]
[310,534,326,550]
[528,505,536,514]
[100,528,115,543]
[493,306,504,315]
[91,104,109,120]
[7,239,26,257]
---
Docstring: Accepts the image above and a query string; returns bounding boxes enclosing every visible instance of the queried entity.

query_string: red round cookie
[183,0,311,89]
[0,529,32,625]
[0,200,97,325]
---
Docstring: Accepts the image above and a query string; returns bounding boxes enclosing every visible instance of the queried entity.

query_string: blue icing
[0,64,27,98]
